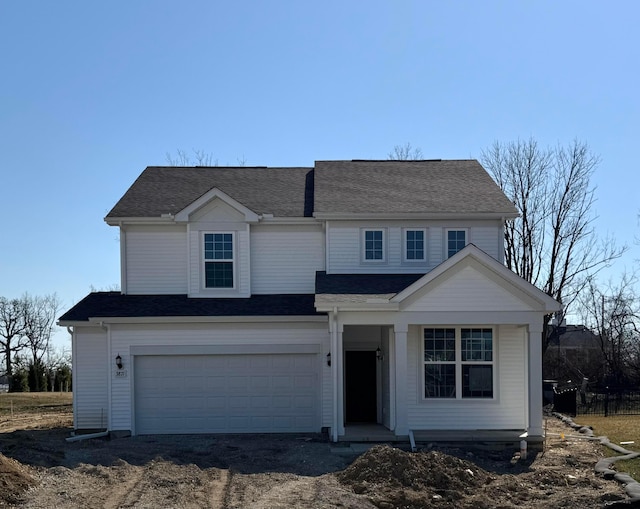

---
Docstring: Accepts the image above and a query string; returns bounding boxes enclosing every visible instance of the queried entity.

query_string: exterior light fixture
[326,352,331,366]
[376,347,383,361]
[115,354,123,369]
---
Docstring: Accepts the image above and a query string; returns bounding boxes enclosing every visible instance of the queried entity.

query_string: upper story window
[203,232,234,288]
[446,229,467,258]
[404,229,426,262]
[362,229,385,262]
[423,327,494,399]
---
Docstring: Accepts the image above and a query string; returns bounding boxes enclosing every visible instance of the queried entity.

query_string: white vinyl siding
[469,226,501,260]
[107,321,330,433]
[73,327,109,429]
[402,264,533,313]
[250,224,325,294]
[124,225,187,294]
[327,221,502,274]
[407,324,526,430]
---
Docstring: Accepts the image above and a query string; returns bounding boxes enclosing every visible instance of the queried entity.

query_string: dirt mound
[0,453,37,506]
[338,445,494,507]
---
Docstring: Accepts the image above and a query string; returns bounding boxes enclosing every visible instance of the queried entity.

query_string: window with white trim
[404,229,426,262]
[446,229,467,258]
[423,327,494,399]
[362,229,385,262]
[203,232,234,288]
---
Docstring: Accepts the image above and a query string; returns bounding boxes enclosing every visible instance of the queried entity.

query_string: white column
[336,324,345,437]
[528,322,544,437]
[394,326,409,435]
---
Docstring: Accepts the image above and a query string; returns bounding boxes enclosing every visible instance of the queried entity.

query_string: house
[544,324,604,386]
[58,160,561,442]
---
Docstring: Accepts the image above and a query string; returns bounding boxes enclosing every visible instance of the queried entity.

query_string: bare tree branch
[388,142,423,160]
[481,138,627,353]
[165,149,218,166]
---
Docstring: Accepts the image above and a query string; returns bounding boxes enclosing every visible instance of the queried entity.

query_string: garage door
[134,354,320,434]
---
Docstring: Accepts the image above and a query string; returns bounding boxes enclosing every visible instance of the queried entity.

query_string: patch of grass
[577,414,640,479]
[0,392,72,416]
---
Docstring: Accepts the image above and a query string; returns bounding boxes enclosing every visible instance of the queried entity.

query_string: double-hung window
[423,327,494,399]
[446,229,467,258]
[404,229,426,262]
[203,233,234,288]
[362,229,385,262]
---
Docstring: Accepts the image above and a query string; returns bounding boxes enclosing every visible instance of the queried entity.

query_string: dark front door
[345,350,377,423]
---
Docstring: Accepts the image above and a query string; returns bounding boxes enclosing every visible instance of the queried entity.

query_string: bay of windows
[424,327,494,399]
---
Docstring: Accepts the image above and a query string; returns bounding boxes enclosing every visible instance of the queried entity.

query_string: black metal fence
[578,388,640,416]
[553,384,640,416]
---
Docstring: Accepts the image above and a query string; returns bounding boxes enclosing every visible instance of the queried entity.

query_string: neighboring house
[544,325,604,384]
[59,160,560,442]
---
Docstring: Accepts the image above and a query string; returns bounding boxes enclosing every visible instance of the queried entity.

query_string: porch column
[336,324,345,438]
[527,322,544,437]
[394,325,409,436]
[330,310,344,442]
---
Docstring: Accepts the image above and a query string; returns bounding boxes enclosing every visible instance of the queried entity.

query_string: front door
[345,350,377,423]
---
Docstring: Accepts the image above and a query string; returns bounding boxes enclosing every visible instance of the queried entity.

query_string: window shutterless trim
[422,325,496,401]
[403,228,427,263]
[445,228,468,259]
[202,231,236,290]
[360,228,387,263]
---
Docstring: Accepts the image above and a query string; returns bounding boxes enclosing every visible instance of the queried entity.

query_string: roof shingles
[106,160,517,219]
[59,293,320,322]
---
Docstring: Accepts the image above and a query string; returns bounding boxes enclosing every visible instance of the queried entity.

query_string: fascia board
[258,217,320,225]
[174,187,260,223]
[85,315,328,324]
[57,320,95,327]
[104,217,176,226]
[313,212,518,221]
[314,301,399,312]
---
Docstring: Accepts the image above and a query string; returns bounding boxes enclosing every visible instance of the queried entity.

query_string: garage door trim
[130,343,321,356]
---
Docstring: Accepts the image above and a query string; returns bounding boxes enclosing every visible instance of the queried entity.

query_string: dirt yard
[0,404,633,508]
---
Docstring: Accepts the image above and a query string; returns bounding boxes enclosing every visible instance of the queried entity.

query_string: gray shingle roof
[59,293,319,322]
[314,160,517,215]
[106,160,517,219]
[107,166,313,218]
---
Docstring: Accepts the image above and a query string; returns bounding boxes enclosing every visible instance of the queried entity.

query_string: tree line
[0,294,71,392]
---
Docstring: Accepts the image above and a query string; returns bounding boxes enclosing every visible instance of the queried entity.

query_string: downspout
[119,222,127,293]
[102,321,112,433]
[331,307,339,443]
[67,326,76,430]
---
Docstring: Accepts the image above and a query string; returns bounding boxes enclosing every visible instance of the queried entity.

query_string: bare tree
[0,297,28,390]
[165,149,218,166]
[481,138,626,352]
[580,275,640,386]
[388,142,423,160]
[23,294,60,375]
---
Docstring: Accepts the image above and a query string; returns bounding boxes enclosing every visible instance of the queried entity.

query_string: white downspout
[103,322,112,432]
[119,222,127,294]
[67,326,77,430]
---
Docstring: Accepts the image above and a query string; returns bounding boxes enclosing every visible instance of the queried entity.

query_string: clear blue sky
[1,1,638,349]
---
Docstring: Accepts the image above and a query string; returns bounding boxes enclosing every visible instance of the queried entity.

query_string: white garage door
[134,354,320,434]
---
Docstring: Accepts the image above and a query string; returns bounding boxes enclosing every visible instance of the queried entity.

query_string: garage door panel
[135,353,320,434]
